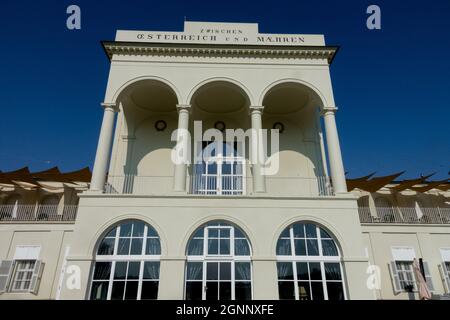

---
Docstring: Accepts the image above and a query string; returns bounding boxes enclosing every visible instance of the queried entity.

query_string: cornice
[101,41,339,64]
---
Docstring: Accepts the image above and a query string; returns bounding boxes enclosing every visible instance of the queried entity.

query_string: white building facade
[0,21,449,300]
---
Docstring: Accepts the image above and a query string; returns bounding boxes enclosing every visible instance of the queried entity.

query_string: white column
[90,102,118,191]
[250,106,266,193]
[321,106,347,193]
[173,104,191,192]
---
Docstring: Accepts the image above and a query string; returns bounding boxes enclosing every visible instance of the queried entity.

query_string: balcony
[358,206,450,225]
[103,175,334,197]
[0,205,78,223]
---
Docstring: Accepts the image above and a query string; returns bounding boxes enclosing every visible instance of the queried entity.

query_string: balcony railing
[358,206,450,224]
[104,175,334,196]
[0,205,78,222]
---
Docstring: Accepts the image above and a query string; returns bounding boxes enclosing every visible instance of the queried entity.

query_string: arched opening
[89,220,161,300]
[261,82,328,194]
[276,221,346,300]
[116,79,180,177]
[184,220,252,300]
[188,80,252,194]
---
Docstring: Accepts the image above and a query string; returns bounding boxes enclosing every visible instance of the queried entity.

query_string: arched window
[185,221,252,300]
[89,220,161,300]
[276,222,346,300]
[192,141,245,195]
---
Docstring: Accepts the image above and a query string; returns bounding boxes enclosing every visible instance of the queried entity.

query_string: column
[173,104,191,192]
[250,106,266,193]
[90,102,118,191]
[321,106,348,193]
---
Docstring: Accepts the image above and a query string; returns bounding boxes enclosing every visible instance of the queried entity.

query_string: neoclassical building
[0,21,449,300]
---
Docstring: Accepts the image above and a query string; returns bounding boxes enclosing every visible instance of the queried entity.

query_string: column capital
[100,102,118,112]
[249,105,264,115]
[321,106,338,116]
[176,104,191,113]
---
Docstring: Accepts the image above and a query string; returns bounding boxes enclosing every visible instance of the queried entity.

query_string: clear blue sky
[0,0,449,179]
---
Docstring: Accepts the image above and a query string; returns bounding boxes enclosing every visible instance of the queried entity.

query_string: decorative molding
[100,102,118,112]
[321,106,338,116]
[102,41,338,64]
[249,105,264,115]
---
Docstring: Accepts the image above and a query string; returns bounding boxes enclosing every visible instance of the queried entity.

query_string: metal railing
[0,205,78,222]
[358,206,450,224]
[191,174,244,195]
[104,174,334,196]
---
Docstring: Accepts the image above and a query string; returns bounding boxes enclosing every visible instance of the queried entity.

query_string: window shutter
[422,261,434,292]
[439,263,450,293]
[29,260,44,295]
[0,260,14,294]
[388,262,402,294]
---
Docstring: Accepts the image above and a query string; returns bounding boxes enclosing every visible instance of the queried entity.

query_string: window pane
[222,163,231,174]
[98,238,115,255]
[147,227,158,237]
[93,262,111,280]
[105,228,117,238]
[235,239,250,256]
[235,262,251,281]
[206,282,218,300]
[277,262,294,280]
[186,262,203,280]
[298,281,311,300]
[127,262,140,280]
[207,163,217,174]
[130,238,143,255]
[305,224,317,238]
[324,263,342,280]
[143,262,160,280]
[280,228,290,238]
[320,228,332,239]
[219,228,230,238]
[294,239,307,256]
[234,228,245,238]
[141,281,159,300]
[219,239,230,255]
[114,262,127,280]
[322,239,338,256]
[277,239,291,255]
[186,282,203,300]
[220,262,231,280]
[220,282,232,300]
[119,223,133,237]
[278,282,295,300]
[310,281,324,300]
[309,262,322,280]
[293,224,305,238]
[90,281,109,300]
[117,238,130,255]
[146,238,161,255]
[235,282,252,300]
[327,282,345,300]
[208,229,218,238]
[208,239,218,255]
[111,281,125,300]
[307,239,319,256]
[124,281,138,300]
[132,222,145,237]
[296,262,309,280]
[207,262,218,280]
